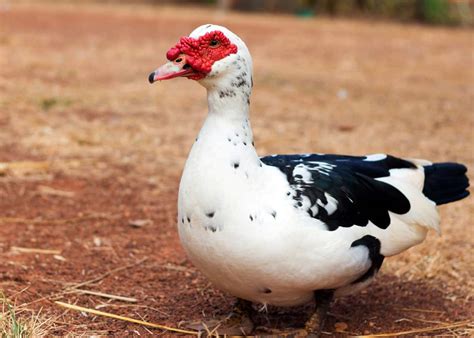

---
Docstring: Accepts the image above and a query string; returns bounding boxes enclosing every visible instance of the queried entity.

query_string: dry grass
[0,291,52,337]
[0,1,472,335]
[55,301,199,335]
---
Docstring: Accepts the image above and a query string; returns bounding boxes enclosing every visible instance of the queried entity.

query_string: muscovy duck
[148,24,470,335]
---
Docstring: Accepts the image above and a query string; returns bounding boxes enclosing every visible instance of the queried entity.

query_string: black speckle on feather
[219,89,236,98]
[231,74,247,88]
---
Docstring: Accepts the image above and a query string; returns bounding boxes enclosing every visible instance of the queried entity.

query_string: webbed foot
[218,298,255,335]
[302,289,334,337]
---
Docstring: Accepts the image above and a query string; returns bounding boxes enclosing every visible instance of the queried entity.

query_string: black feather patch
[423,162,470,205]
[351,235,384,283]
[261,154,414,230]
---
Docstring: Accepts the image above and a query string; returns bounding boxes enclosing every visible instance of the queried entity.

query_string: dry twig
[73,289,137,303]
[357,319,472,337]
[37,185,76,198]
[11,247,61,255]
[158,263,192,272]
[0,213,118,225]
[66,257,148,290]
[0,161,50,176]
[18,258,148,309]
[395,306,445,314]
[54,301,199,335]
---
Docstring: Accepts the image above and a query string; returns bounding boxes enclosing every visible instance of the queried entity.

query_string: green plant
[417,0,451,24]
[1,292,27,337]
[0,292,50,337]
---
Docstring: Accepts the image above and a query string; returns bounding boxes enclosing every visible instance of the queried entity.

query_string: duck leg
[220,298,255,335]
[304,289,334,337]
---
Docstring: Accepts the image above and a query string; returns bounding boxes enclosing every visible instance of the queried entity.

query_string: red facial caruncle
[149,30,238,83]
[166,31,237,79]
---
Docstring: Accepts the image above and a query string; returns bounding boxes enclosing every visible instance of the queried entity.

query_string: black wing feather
[422,162,470,205]
[261,154,415,231]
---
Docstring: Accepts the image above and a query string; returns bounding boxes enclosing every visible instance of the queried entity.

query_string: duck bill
[148,61,194,83]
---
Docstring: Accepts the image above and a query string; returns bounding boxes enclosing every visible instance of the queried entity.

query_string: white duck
[149,24,469,335]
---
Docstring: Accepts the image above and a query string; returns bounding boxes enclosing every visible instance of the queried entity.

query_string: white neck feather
[182,35,260,170]
[188,57,259,168]
[202,55,253,121]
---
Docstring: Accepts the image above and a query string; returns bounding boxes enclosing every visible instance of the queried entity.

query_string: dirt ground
[0,2,473,336]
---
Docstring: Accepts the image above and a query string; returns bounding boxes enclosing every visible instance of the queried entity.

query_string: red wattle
[166,47,181,61]
[165,30,238,78]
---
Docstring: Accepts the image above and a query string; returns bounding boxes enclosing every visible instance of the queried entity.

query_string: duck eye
[210,39,220,47]
[175,57,182,63]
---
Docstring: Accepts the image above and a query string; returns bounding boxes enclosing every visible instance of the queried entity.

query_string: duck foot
[302,289,334,337]
[217,298,255,336]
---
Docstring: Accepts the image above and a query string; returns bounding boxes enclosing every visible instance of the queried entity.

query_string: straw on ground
[54,301,199,335]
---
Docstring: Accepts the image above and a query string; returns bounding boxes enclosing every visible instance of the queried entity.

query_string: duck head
[149,24,252,91]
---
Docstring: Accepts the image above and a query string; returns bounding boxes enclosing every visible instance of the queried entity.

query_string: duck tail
[422,163,470,205]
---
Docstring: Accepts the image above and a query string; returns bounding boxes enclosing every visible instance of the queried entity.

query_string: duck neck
[203,78,254,148]
[191,71,259,166]
[203,63,252,121]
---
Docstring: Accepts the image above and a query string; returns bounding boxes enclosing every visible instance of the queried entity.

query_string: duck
[148,24,470,335]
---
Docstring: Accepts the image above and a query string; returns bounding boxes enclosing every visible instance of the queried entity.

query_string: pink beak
[148,55,194,83]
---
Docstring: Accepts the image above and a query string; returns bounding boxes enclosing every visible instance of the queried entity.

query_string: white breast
[177,116,381,306]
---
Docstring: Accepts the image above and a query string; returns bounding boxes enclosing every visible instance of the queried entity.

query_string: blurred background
[0,0,472,336]
[29,0,474,25]
[198,0,473,25]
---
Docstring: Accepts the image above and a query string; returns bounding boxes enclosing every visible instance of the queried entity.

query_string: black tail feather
[423,162,470,205]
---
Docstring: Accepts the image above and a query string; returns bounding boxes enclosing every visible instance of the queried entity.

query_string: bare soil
[0,2,472,335]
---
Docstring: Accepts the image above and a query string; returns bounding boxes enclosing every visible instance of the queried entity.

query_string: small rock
[334,322,348,332]
[53,255,67,262]
[129,219,153,228]
[93,236,102,247]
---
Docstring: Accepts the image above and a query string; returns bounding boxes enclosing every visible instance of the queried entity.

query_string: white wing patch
[305,161,336,176]
[324,192,338,215]
[293,164,314,183]
[364,154,387,162]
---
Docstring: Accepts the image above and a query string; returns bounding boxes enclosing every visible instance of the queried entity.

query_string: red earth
[0,2,472,336]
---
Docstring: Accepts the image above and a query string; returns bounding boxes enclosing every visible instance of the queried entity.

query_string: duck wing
[260,153,419,231]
